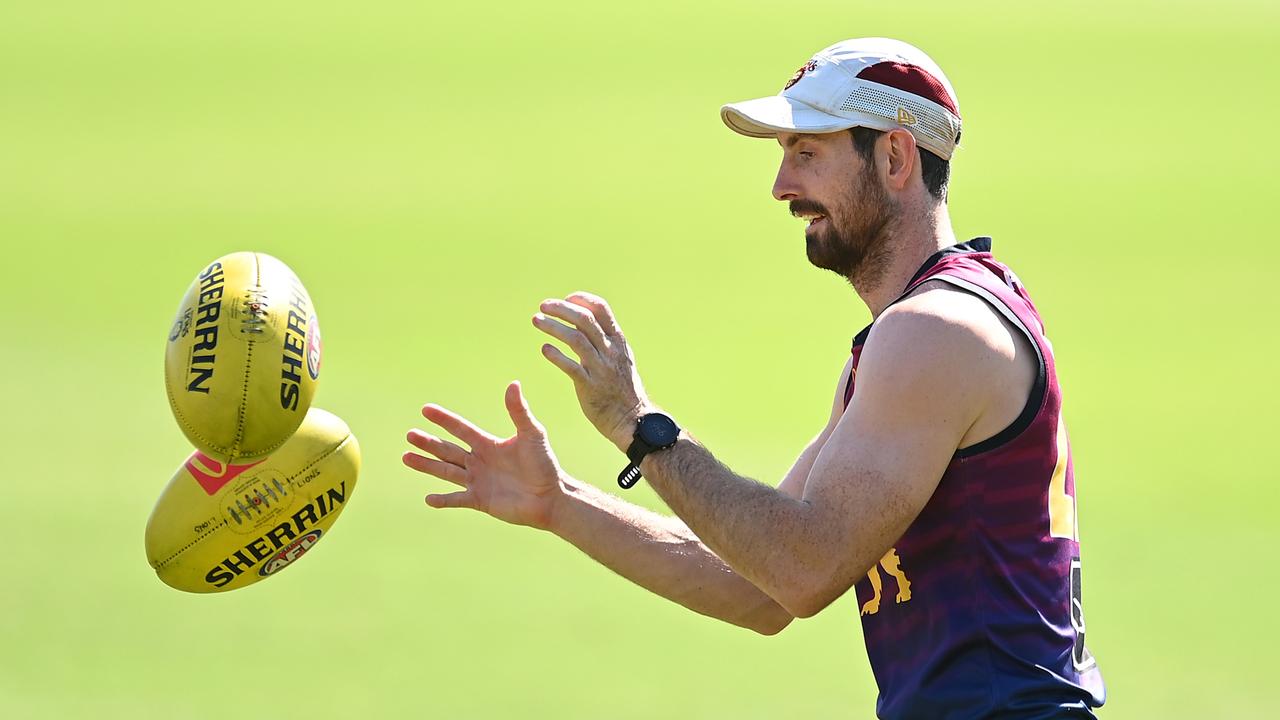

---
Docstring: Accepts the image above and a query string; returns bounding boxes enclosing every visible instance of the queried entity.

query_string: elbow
[776,581,846,619]
[750,612,794,636]
[780,596,832,620]
[738,598,796,636]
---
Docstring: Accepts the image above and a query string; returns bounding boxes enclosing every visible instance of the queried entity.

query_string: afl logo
[259,529,323,577]
[306,315,322,380]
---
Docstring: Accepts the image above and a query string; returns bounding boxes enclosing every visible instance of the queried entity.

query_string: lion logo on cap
[783,60,818,91]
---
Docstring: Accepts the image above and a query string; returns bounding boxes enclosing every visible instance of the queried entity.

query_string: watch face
[639,414,679,446]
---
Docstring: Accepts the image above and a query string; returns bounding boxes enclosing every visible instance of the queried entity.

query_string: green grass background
[2,0,1277,717]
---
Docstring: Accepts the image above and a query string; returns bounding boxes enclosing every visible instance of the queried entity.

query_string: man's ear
[881,129,918,192]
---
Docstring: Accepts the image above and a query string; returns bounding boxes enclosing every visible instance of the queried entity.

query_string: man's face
[772,130,899,282]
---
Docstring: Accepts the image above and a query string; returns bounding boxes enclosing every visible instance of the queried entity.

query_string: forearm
[640,436,838,617]
[548,474,793,635]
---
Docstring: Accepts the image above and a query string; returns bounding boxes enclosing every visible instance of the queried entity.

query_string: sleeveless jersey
[842,238,1106,719]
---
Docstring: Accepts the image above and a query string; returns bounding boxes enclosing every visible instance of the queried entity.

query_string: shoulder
[849,280,1030,432]
[868,280,1022,370]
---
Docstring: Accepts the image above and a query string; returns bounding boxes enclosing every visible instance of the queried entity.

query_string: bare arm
[402,360,847,635]
[544,355,851,634]
[533,291,1010,618]
[638,300,996,616]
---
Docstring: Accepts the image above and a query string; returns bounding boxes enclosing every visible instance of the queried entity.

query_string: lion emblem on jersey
[861,547,912,616]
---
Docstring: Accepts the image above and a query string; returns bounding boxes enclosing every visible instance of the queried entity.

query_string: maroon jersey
[842,238,1105,718]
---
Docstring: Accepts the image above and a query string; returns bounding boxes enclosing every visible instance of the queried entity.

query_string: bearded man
[403,38,1106,719]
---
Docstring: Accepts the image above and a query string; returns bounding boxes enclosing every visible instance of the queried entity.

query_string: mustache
[789,199,829,218]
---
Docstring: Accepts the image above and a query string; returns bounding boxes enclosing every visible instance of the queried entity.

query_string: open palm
[403,381,564,531]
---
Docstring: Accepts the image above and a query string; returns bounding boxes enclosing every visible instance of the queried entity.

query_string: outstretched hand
[403,381,564,531]
[533,291,653,452]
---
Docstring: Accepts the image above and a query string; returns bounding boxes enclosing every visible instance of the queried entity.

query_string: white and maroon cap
[721,38,962,160]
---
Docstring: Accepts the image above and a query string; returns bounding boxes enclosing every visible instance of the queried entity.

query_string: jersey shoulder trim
[921,274,1048,458]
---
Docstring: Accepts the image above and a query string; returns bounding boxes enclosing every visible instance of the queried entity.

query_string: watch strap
[619,436,653,488]
[626,436,654,464]
[617,462,643,489]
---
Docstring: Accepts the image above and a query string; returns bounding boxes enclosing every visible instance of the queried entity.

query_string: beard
[793,162,899,287]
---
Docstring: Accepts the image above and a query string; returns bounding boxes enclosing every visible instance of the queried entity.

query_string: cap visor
[721,95,857,138]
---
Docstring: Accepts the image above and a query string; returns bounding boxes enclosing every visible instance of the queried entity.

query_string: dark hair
[849,126,950,202]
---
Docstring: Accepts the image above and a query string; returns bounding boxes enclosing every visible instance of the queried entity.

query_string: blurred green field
[2,0,1277,717]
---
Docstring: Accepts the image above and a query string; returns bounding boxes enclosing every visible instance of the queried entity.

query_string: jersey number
[1049,412,1095,671]
[1048,416,1077,540]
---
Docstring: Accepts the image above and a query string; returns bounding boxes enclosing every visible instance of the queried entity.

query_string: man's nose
[773,163,799,202]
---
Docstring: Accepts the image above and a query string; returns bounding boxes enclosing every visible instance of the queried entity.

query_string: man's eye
[798,151,815,160]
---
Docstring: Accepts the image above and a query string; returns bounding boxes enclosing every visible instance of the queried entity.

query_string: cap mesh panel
[840,85,958,151]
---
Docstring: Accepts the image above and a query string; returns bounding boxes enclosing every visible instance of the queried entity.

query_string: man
[403,37,1106,718]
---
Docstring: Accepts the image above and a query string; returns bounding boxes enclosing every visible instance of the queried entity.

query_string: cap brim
[721,95,856,138]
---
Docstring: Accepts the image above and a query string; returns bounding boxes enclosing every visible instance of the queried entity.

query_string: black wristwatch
[617,413,681,489]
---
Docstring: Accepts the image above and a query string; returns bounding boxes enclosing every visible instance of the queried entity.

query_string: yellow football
[145,407,359,593]
[164,251,322,463]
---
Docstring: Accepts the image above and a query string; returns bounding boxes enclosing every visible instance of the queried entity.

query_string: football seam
[230,253,261,457]
[152,519,229,569]
[152,432,355,570]
[232,338,254,455]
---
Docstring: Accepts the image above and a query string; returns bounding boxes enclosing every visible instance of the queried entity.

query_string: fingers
[406,429,469,466]
[566,292,623,338]
[541,343,589,383]
[420,404,495,448]
[532,311,599,361]
[425,490,477,510]
[402,451,468,486]
[504,381,544,436]
[539,299,608,352]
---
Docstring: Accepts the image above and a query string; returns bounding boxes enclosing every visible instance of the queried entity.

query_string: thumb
[504,381,543,436]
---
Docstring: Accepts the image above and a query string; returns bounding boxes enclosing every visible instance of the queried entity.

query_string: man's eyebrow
[781,134,806,148]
